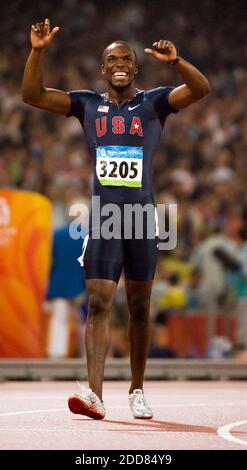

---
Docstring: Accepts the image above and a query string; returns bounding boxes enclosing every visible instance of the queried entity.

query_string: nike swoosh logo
[128,104,141,111]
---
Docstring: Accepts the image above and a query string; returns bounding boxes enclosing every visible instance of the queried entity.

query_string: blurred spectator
[149,311,177,358]
[233,226,247,351]
[158,272,186,311]
[207,335,233,359]
[190,227,244,342]
[46,223,86,358]
[185,268,205,311]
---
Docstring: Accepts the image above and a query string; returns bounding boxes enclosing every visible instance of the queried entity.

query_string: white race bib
[96,146,143,187]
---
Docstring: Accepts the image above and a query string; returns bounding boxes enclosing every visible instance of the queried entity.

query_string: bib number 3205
[99,160,138,179]
[96,146,143,188]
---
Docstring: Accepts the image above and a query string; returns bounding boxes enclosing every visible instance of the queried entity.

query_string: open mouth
[112,71,128,80]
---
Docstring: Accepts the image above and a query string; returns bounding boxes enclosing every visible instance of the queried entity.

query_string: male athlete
[22,19,210,420]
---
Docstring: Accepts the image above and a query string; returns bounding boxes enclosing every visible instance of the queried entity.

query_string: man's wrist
[167,56,180,66]
[32,47,46,53]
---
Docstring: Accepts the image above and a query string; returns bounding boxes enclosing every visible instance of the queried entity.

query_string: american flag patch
[98,105,109,113]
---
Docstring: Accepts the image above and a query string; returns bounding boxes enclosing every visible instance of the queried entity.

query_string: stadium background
[0,0,247,362]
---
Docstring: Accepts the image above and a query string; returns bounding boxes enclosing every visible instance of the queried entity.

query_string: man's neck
[106,83,136,105]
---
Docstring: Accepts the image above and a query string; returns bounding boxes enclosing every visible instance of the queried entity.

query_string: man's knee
[89,292,113,317]
[128,296,150,321]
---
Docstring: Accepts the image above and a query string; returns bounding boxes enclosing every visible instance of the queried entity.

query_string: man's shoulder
[144,86,174,98]
[143,86,178,115]
[67,90,102,115]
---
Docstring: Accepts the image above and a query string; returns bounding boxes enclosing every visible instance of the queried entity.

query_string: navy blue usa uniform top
[67,87,177,204]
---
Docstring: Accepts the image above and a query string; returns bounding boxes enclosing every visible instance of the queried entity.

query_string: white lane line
[0,429,173,433]
[0,408,66,417]
[110,403,247,408]
[1,402,247,417]
[217,421,247,447]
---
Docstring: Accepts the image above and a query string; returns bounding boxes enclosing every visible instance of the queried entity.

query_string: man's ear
[101,64,106,75]
[134,64,138,75]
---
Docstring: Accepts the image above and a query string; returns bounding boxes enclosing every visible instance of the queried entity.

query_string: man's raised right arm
[21,19,71,115]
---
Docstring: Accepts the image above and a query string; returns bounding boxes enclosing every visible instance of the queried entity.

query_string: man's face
[101,44,138,88]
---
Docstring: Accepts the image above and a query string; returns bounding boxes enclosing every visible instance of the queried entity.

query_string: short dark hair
[102,41,137,64]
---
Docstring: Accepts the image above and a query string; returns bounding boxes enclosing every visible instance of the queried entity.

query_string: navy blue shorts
[80,199,158,282]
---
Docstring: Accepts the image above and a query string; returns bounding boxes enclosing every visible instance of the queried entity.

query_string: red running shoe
[68,383,105,420]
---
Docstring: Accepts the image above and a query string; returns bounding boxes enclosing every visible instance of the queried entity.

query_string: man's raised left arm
[145,40,211,110]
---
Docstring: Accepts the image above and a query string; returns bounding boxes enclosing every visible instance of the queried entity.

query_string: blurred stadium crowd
[1,0,247,358]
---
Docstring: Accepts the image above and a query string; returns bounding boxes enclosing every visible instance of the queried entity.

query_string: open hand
[31,18,60,49]
[145,40,177,63]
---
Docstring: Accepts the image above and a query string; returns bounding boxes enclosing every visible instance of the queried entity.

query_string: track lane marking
[217,421,247,447]
[0,408,66,417]
[1,402,247,417]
